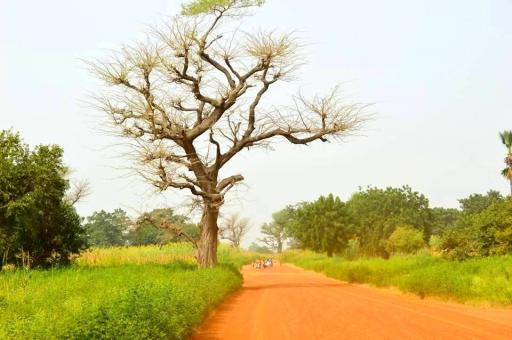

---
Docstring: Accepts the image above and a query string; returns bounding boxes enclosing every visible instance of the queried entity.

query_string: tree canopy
[288,195,352,257]
[440,194,512,260]
[458,190,504,215]
[90,0,370,267]
[346,186,432,257]
[0,130,86,268]
[430,207,460,235]
[181,0,264,15]
[84,209,131,247]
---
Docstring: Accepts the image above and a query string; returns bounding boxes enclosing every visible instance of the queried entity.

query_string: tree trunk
[327,249,333,257]
[277,240,282,254]
[197,205,220,268]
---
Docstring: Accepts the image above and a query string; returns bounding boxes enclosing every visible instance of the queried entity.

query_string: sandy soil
[191,263,512,340]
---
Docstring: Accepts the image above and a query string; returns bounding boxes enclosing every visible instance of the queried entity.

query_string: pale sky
[1,0,511,247]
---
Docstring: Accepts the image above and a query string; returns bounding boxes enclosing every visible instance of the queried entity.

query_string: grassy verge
[282,250,512,306]
[0,243,253,340]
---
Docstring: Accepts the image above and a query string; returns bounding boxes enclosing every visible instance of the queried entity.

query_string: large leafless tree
[220,213,250,248]
[90,0,371,267]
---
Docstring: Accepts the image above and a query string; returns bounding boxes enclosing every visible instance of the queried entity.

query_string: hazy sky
[1,0,511,247]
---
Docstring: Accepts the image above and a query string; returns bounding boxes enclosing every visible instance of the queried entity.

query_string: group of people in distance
[253,258,274,269]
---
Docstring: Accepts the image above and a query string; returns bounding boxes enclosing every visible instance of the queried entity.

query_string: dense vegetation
[0,131,86,268]
[0,244,254,340]
[439,194,512,259]
[262,187,512,261]
[289,194,352,257]
[283,251,512,305]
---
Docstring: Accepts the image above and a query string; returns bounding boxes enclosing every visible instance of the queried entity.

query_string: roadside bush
[439,198,512,260]
[385,225,425,255]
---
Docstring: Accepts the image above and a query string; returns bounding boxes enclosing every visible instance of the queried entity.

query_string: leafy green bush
[440,198,512,260]
[283,250,512,305]
[385,225,425,255]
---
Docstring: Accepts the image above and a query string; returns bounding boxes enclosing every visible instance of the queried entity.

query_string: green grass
[0,243,254,340]
[282,250,512,306]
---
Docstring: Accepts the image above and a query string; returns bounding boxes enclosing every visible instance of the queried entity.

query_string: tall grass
[75,243,258,268]
[75,243,196,266]
[283,251,512,305]
[0,243,253,340]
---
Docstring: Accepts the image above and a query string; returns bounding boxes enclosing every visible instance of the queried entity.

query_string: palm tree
[500,130,512,195]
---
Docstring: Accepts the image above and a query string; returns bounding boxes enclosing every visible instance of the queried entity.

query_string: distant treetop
[181,0,265,15]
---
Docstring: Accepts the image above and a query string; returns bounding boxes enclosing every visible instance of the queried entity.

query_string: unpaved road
[191,264,512,340]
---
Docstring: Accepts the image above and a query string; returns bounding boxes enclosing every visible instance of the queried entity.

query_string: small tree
[500,130,512,195]
[220,214,250,248]
[259,207,294,253]
[89,0,370,267]
[385,225,425,255]
[84,209,131,247]
[290,194,352,257]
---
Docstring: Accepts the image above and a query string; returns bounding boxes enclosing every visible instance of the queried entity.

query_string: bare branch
[65,180,91,206]
[219,213,251,248]
[217,174,244,192]
[137,211,198,248]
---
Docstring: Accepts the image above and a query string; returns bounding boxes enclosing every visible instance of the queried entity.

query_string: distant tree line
[258,186,512,260]
[83,208,199,248]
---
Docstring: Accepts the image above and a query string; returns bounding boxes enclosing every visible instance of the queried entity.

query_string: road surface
[191,264,512,339]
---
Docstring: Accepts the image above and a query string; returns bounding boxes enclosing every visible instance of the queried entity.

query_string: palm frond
[502,167,512,179]
[499,130,512,149]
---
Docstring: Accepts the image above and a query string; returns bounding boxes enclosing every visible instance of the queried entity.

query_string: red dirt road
[192,264,512,340]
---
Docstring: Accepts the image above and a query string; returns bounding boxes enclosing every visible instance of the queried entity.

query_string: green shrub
[385,225,425,255]
[439,198,512,260]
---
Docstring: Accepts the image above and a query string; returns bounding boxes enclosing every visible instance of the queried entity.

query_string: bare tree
[220,213,250,248]
[65,179,91,206]
[89,0,371,267]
